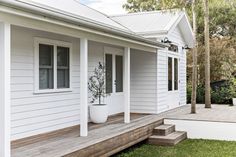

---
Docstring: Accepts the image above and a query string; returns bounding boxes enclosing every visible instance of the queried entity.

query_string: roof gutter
[0,0,167,48]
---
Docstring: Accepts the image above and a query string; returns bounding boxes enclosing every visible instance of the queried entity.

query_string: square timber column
[0,22,11,157]
[80,38,88,136]
[124,47,130,123]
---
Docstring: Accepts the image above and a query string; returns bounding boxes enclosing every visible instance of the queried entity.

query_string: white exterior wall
[156,49,169,113]
[168,26,187,107]
[11,26,81,140]
[179,49,187,106]
[156,25,187,113]
[130,50,157,114]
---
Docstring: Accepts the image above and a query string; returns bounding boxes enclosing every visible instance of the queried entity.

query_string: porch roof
[0,0,167,48]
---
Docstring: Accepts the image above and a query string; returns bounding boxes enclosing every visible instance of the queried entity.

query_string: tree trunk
[203,0,211,108]
[191,0,197,113]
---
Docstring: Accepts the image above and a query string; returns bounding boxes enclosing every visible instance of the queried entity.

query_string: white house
[0,0,194,156]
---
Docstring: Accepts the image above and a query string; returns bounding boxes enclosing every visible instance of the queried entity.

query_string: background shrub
[187,78,236,104]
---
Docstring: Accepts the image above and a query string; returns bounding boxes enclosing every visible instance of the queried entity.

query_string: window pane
[116,55,123,92]
[57,46,70,88]
[39,44,53,66]
[168,57,172,91]
[57,47,69,66]
[105,54,112,94]
[174,58,178,90]
[39,69,54,89]
[57,69,69,88]
[168,44,178,52]
[39,44,54,89]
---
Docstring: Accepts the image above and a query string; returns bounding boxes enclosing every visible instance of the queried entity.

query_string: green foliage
[116,139,236,157]
[88,62,106,104]
[187,78,236,104]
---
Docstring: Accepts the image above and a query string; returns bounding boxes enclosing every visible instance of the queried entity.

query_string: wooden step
[153,124,175,136]
[148,131,187,146]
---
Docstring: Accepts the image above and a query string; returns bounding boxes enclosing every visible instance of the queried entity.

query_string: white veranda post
[0,22,11,157]
[80,38,88,136]
[124,47,130,123]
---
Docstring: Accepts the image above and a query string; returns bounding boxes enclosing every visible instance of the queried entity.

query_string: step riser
[153,125,175,136]
[148,132,187,146]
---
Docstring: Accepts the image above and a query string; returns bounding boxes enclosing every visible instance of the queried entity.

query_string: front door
[104,47,124,115]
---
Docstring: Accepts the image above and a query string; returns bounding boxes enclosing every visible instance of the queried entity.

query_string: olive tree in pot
[88,62,108,123]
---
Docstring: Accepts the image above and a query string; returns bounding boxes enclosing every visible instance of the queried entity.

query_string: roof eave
[0,0,167,48]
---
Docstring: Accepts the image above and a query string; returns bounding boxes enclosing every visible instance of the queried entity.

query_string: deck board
[12,114,159,157]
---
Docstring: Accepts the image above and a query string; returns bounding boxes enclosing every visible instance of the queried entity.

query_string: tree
[203,0,211,108]
[191,0,197,113]
[88,62,106,104]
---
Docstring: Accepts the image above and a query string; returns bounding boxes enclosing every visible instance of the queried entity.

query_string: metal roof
[111,11,182,34]
[18,0,130,31]
[111,10,195,47]
[0,0,167,48]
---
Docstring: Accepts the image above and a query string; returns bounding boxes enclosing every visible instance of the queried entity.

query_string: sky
[79,0,127,15]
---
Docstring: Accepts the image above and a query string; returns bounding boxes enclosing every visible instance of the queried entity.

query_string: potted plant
[88,62,108,123]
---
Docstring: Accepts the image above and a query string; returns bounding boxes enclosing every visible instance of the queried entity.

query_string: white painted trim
[34,37,73,94]
[80,38,88,136]
[165,119,236,141]
[0,22,11,157]
[124,47,130,123]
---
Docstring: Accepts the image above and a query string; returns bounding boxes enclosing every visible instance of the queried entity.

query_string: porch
[11,113,161,157]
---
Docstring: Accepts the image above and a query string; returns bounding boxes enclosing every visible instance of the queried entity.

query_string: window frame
[167,46,180,92]
[34,37,72,94]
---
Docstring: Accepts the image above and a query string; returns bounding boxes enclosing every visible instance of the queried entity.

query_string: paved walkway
[164,104,236,123]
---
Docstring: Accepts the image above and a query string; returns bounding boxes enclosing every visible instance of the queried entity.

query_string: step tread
[150,131,186,140]
[154,124,175,130]
[148,131,187,146]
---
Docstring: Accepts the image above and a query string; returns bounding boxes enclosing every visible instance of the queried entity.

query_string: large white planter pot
[233,98,236,106]
[89,104,108,123]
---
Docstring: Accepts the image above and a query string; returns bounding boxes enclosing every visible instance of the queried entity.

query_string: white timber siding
[179,49,187,106]
[168,25,187,107]
[11,26,80,140]
[168,25,186,46]
[130,50,157,114]
[156,49,168,113]
[88,41,105,105]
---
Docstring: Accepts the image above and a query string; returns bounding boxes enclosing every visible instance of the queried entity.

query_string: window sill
[34,89,73,95]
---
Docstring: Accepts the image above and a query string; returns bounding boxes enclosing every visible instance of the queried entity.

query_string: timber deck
[11,113,163,157]
[12,104,235,157]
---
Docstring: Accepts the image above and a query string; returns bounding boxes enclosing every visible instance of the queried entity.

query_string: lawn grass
[114,139,236,157]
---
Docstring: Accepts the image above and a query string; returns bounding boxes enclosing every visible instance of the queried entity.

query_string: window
[57,46,70,88]
[174,58,178,90]
[39,44,54,90]
[168,44,178,52]
[115,55,123,92]
[168,57,179,91]
[35,38,71,93]
[168,57,172,91]
[105,54,113,94]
